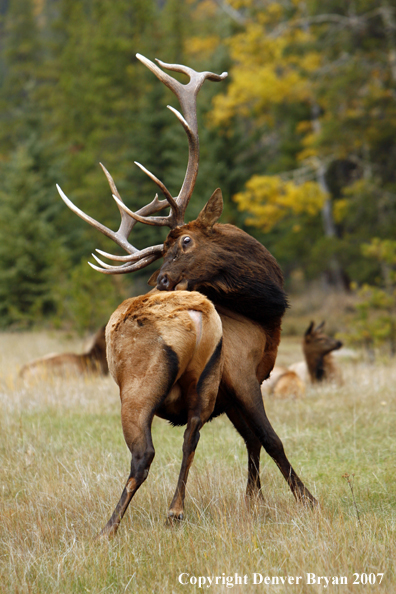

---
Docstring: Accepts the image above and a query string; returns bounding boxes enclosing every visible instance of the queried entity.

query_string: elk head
[303,321,343,358]
[56,54,227,275]
[150,187,224,292]
[149,183,287,326]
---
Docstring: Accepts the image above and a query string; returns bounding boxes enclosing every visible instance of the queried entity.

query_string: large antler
[56,54,227,274]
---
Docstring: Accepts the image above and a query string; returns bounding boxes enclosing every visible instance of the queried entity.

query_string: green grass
[0,331,395,593]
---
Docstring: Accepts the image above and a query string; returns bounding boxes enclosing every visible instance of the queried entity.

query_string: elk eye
[182,236,191,246]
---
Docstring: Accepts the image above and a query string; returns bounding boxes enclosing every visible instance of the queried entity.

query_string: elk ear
[316,321,325,332]
[305,321,315,336]
[147,269,160,286]
[195,188,223,229]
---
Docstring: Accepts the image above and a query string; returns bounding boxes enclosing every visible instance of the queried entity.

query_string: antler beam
[135,54,227,227]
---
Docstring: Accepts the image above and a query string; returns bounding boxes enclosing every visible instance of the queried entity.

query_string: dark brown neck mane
[164,222,289,329]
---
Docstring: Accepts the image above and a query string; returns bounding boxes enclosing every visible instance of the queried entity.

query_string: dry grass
[0,331,395,593]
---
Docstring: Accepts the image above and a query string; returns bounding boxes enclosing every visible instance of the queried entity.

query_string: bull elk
[57,54,317,537]
[19,325,108,381]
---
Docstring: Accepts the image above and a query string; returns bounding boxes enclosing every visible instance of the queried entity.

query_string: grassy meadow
[0,328,395,593]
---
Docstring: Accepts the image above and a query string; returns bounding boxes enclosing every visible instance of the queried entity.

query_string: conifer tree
[0,137,65,327]
[0,0,42,149]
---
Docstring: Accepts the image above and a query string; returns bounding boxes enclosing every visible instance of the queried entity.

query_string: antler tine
[89,253,160,275]
[112,194,174,228]
[136,53,227,226]
[95,239,164,264]
[133,161,178,211]
[99,162,135,244]
[100,162,170,238]
[95,248,151,262]
[57,162,169,271]
[91,249,163,270]
[57,184,137,255]
[137,54,227,132]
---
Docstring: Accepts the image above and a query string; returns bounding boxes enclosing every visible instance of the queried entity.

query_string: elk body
[58,54,317,538]
[19,325,108,381]
[151,190,318,504]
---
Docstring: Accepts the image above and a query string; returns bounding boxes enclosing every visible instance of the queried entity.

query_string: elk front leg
[167,414,202,522]
[98,417,155,539]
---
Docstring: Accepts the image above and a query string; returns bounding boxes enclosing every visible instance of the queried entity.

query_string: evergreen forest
[0,0,395,350]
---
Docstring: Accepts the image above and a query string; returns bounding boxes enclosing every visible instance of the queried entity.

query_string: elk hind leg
[167,340,223,522]
[226,406,263,500]
[233,382,317,506]
[98,352,177,538]
[98,416,155,539]
[167,413,202,522]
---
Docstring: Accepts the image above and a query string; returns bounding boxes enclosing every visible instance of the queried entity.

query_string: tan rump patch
[187,310,203,347]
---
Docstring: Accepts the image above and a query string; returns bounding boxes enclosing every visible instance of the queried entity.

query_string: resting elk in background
[261,367,306,400]
[57,54,317,538]
[289,321,343,385]
[262,320,343,398]
[19,325,108,381]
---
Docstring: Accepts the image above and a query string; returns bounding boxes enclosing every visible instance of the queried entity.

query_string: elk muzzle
[157,271,189,292]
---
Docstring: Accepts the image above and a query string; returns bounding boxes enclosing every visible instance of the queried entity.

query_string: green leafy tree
[342,239,396,357]
[210,0,396,288]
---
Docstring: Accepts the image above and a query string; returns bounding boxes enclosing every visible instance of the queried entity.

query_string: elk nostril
[158,273,169,290]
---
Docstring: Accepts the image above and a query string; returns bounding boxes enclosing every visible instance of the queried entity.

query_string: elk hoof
[94,523,118,541]
[94,531,112,542]
[166,511,184,526]
[245,489,265,504]
[301,493,319,509]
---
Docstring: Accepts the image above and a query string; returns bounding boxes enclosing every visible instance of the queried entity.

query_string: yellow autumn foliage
[234,175,326,231]
[210,1,321,127]
[186,36,221,61]
[333,199,349,223]
[185,0,220,61]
